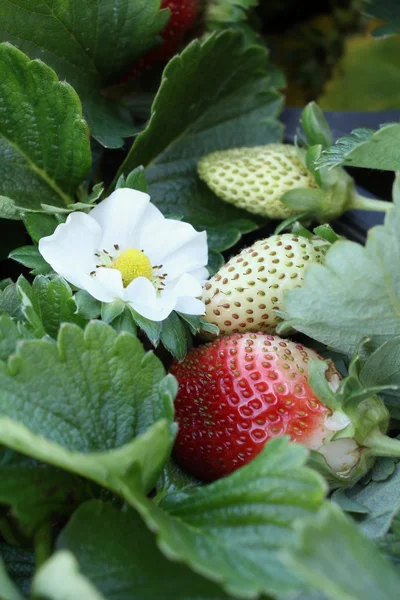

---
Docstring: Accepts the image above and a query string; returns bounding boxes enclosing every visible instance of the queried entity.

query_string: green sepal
[301,102,333,148]
[313,224,341,244]
[280,187,326,212]
[75,291,101,320]
[100,300,125,324]
[308,359,341,412]
[128,306,162,347]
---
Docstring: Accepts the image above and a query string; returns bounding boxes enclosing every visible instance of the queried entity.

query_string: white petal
[89,188,151,252]
[160,230,208,281]
[39,212,101,275]
[38,212,117,302]
[186,266,210,284]
[94,268,124,300]
[142,220,207,275]
[175,297,205,315]
[125,277,176,321]
[166,273,203,298]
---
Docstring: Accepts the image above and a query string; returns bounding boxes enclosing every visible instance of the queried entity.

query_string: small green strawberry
[202,233,326,335]
[197,142,390,222]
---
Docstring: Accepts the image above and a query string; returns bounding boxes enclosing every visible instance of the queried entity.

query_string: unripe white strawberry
[197,144,317,220]
[202,233,326,335]
[197,143,390,222]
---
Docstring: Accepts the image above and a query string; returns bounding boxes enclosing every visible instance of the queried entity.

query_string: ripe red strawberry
[125,0,199,79]
[171,333,347,482]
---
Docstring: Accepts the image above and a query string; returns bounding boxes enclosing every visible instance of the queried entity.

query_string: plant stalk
[34,520,52,570]
[364,430,400,458]
[350,193,391,213]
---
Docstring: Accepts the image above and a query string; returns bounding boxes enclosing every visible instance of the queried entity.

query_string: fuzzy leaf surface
[58,500,233,600]
[0,1,168,147]
[0,322,177,500]
[0,545,34,597]
[0,557,23,600]
[285,504,400,600]
[317,123,400,171]
[114,32,282,254]
[335,462,400,539]
[0,448,88,535]
[131,439,326,599]
[0,44,91,210]
[281,200,400,356]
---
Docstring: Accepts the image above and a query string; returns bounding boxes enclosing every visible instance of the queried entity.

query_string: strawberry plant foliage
[0,0,169,147]
[0,44,91,214]
[57,500,233,600]
[280,184,400,357]
[32,552,107,600]
[0,557,23,600]
[0,322,177,521]
[285,504,400,600]
[114,31,283,255]
[131,439,326,599]
[316,123,400,171]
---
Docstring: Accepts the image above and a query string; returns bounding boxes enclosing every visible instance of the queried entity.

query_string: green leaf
[32,551,106,600]
[316,123,400,171]
[0,322,177,496]
[177,313,219,337]
[0,197,20,221]
[285,503,400,600]
[363,0,400,37]
[131,438,326,599]
[358,337,400,414]
[57,500,233,600]
[18,276,85,339]
[100,299,125,324]
[0,449,88,535]
[0,43,91,211]
[129,307,163,347]
[108,306,137,336]
[156,458,200,499]
[74,291,101,320]
[0,316,27,362]
[160,312,188,359]
[319,35,400,112]
[113,32,282,253]
[0,544,34,597]
[0,284,23,321]
[22,214,58,244]
[313,224,341,245]
[280,199,400,356]
[125,167,149,193]
[378,511,400,567]
[0,556,23,600]
[0,2,169,148]
[9,246,52,276]
[335,462,400,539]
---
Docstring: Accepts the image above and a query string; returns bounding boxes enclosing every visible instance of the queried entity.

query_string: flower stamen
[112,248,153,287]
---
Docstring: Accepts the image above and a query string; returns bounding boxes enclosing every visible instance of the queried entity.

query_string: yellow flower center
[112,248,153,287]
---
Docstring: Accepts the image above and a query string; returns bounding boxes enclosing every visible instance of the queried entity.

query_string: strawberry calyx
[307,343,400,487]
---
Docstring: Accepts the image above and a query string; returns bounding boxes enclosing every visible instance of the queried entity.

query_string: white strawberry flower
[39,189,209,322]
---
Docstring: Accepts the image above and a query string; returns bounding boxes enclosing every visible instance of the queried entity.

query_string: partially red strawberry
[171,333,349,482]
[125,0,199,79]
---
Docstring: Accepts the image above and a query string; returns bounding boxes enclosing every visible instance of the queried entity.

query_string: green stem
[364,430,400,458]
[349,193,391,213]
[0,517,21,546]
[34,521,52,570]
